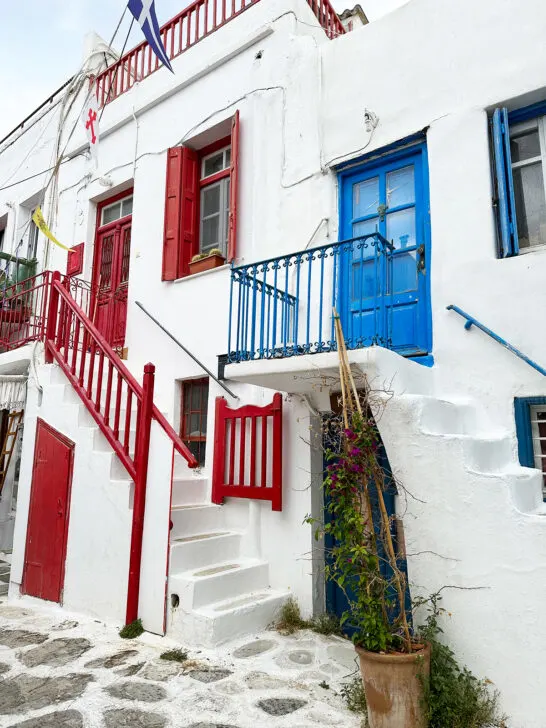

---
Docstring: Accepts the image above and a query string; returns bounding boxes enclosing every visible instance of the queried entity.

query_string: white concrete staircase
[167,475,287,646]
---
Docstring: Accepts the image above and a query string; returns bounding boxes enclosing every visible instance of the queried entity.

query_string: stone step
[169,559,269,610]
[169,531,242,572]
[169,589,288,646]
[171,476,208,506]
[170,504,225,539]
[419,397,479,436]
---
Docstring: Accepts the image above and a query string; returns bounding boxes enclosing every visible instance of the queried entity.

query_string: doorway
[92,191,133,351]
[339,142,431,356]
[22,420,74,603]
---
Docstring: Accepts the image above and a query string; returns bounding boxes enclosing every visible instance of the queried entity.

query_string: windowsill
[518,242,546,255]
[172,263,230,284]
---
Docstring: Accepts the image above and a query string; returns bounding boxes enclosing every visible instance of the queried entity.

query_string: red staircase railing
[44,272,197,478]
[96,0,344,107]
[43,271,198,625]
[212,393,283,511]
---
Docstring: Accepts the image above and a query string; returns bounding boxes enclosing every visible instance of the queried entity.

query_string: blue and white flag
[128,0,174,73]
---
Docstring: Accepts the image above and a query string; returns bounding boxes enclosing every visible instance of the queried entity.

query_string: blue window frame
[514,396,546,500]
[492,100,546,257]
[338,138,432,357]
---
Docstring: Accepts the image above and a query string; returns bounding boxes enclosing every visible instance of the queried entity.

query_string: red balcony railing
[96,0,344,107]
[0,272,94,353]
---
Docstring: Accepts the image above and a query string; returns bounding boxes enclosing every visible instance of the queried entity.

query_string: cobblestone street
[0,596,363,727]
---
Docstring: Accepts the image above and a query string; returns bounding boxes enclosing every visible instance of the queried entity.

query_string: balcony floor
[224,346,433,410]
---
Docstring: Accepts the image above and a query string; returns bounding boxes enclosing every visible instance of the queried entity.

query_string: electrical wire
[99,16,136,122]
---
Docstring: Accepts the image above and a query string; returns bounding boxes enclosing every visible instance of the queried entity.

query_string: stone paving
[0,597,364,727]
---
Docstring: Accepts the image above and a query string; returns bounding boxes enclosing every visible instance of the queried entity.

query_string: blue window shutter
[514,398,534,467]
[492,108,519,257]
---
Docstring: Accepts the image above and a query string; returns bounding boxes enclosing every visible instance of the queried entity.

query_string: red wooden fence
[212,393,283,511]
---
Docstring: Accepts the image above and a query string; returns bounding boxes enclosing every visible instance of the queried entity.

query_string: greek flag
[128,0,174,73]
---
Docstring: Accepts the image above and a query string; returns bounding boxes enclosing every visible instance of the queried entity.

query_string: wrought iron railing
[95,0,344,107]
[227,233,394,363]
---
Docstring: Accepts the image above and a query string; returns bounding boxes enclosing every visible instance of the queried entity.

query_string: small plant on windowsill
[189,248,226,275]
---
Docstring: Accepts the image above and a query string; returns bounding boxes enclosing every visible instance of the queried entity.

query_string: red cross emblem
[86,109,97,145]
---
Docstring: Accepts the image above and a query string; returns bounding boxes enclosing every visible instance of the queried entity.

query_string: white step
[168,589,288,647]
[170,504,225,539]
[171,476,208,506]
[419,397,478,436]
[170,531,242,572]
[461,434,513,473]
[169,558,269,610]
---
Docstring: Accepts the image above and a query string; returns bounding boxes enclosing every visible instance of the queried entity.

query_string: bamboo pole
[333,310,412,653]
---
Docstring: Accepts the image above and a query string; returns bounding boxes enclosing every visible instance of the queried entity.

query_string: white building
[1,0,546,723]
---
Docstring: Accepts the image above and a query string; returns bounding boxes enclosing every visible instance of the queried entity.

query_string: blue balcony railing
[227,233,394,363]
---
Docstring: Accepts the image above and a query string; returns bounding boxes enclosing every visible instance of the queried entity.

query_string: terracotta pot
[356,643,430,728]
[188,254,226,275]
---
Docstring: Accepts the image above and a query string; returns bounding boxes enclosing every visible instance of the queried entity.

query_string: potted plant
[309,313,430,728]
[188,248,226,275]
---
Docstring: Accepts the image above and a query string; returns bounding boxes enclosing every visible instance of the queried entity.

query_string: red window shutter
[179,147,199,277]
[162,147,183,281]
[228,110,240,263]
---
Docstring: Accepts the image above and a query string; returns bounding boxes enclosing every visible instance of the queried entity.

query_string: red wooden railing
[45,272,198,480]
[212,393,283,511]
[0,272,94,353]
[96,0,344,107]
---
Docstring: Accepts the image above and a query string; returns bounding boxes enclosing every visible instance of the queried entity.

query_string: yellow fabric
[31,207,70,252]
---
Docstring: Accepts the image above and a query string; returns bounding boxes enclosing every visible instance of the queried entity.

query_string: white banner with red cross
[82,94,99,167]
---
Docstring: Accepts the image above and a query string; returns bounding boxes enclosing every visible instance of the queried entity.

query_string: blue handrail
[447,305,546,377]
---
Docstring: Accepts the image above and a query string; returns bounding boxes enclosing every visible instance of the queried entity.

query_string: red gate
[22,419,74,603]
[212,393,283,511]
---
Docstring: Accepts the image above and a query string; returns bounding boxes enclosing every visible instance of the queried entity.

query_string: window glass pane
[353,177,379,219]
[203,151,225,177]
[202,184,221,217]
[510,130,541,163]
[202,217,220,249]
[225,148,231,167]
[102,202,121,225]
[386,165,415,207]
[121,197,133,217]
[386,208,416,249]
[513,162,546,248]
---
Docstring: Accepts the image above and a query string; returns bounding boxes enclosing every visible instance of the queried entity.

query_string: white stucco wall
[4,0,546,722]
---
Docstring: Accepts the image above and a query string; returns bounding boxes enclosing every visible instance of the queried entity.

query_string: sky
[0,0,408,142]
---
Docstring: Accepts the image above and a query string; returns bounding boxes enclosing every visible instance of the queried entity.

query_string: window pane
[121,197,133,217]
[202,184,221,217]
[511,130,541,163]
[225,148,231,167]
[386,208,416,249]
[102,202,121,225]
[353,178,379,219]
[386,165,415,208]
[203,151,225,177]
[202,217,220,248]
[513,162,546,248]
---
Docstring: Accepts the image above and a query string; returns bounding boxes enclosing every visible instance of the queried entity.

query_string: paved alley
[0,597,363,727]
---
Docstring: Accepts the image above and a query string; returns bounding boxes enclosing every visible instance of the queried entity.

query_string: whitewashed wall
[4,0,546,723]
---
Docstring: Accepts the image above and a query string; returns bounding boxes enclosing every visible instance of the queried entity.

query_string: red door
[22,420,74,603]
[94,213,132,350]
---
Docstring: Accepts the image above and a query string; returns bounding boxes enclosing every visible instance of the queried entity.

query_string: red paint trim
[199,135,231,159]
[199,168,230,188]
[212,393,283,511]
[22,418,75,604]
[228,110,240,262]
[126,362,155,626]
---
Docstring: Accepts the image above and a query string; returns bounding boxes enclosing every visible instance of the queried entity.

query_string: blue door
[339,143,431,355]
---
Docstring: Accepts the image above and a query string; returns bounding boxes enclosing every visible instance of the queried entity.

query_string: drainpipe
[126,363,155,625]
